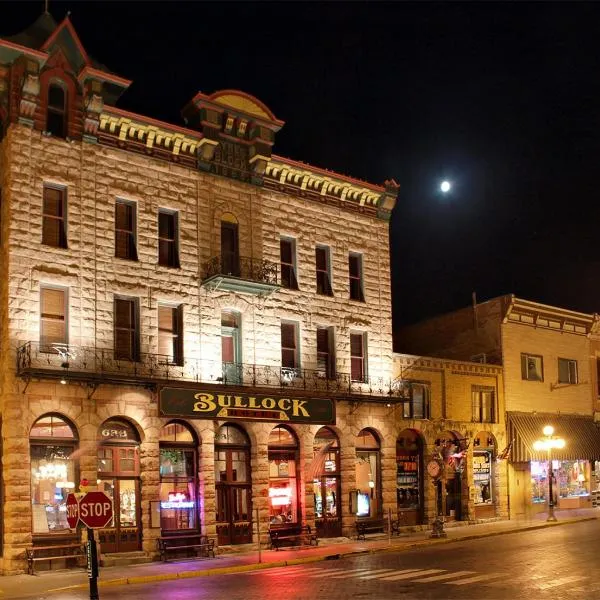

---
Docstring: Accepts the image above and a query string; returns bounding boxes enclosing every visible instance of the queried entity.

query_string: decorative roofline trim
[40,15,91,66]
[394,352,503,374]
[197,88,284,126]
[78,66,131,88]
[0,39,48,62]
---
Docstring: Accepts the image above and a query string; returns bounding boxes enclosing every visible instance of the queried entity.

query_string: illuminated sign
[160,388,335,424]
[269,487,292,507]
[160,492,195,510]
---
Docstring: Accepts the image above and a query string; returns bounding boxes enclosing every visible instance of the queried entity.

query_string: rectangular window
[472,387,495,423]
[281,321,299,370]
[315,245,333,296]
[40,286,68,350]
[350,332,367,382]
[521,353,543,381]
[114,297,139,361]
[402,383,430,419]
[158,209,180,267]
[158,304,183,365]
[317,326,335,379]
[558,358,578,384]
[42,185,67,248]
[280,237,298,289]
[115,199,137,260]
[349,252,365,302]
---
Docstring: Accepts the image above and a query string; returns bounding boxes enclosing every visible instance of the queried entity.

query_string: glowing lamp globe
[440,181,451,193]
[543,425,554,436]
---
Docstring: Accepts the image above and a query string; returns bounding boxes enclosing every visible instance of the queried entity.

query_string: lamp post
[533,425,565,522]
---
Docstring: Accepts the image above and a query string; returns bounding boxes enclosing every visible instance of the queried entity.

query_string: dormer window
[47,83,67,138]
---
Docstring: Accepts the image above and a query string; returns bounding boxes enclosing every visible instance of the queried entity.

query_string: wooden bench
[269,525,319,550]
[26,543,85,575]
[157,534,215,562]
[355,518,387,540]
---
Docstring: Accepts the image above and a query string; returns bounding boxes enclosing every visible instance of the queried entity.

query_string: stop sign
[66,493,79,528]
[79,491,113,529]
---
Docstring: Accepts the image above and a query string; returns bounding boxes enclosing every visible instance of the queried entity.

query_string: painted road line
[247,566,326,575]
[537,575,587,590]
[380,569,445,581]
[445,573,504,585]
[357,569,396,579]
[412,570,475,583]
[325,569,374,578]
[363,568,422,580]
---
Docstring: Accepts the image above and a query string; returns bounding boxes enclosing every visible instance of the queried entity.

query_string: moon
[440,181,451,193]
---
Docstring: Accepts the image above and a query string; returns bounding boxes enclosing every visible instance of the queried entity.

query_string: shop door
[445,475,462,521]
[215,444,252,545]
[97,478,141,553]
[314,476,342,537]
[221,325,241,384]
[221,222,240,276]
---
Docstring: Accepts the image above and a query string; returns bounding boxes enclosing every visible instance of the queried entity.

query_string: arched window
[312,427,341,537]
[30,414,78,534]
[47,82,67,138]
[355,428,381,519]
[268,425,299,526]
[159,421,199,532]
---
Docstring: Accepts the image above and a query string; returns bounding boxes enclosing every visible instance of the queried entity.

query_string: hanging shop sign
[159,388,335,424]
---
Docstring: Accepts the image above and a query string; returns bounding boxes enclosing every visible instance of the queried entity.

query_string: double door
[97,478,141,553]
[313,476,342,537]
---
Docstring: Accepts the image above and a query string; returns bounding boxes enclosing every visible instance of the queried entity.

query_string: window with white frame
[521,353,543,381]
[40,286,68,351]
[558,358,578,384]
[472,387,495,423]
[281,321,300,372]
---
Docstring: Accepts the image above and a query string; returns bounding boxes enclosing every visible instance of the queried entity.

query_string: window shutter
[472,390,481,422]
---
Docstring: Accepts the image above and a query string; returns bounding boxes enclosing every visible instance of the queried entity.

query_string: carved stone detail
[19,73,40,120]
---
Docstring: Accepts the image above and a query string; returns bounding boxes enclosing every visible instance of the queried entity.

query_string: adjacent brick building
[399,295,600,519]
[0,13,405,573]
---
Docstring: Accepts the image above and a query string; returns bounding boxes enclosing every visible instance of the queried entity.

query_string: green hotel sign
[159,388,335,425]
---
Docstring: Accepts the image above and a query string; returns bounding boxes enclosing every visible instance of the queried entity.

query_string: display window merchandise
[531,460,591,506]
[30,414,78,534]
[396,429,424,525]
[355,429,381,519]
[312,427,342,537]
[268,425,299,526]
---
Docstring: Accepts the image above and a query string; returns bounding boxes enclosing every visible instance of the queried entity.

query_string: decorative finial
[44,0,49,14]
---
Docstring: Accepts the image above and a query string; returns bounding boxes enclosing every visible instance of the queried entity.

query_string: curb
[45,517,597,593]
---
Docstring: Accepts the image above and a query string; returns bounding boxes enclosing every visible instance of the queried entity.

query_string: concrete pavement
[2,509,597,599]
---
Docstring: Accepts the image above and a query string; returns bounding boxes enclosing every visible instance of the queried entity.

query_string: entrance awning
[506,411,600,462]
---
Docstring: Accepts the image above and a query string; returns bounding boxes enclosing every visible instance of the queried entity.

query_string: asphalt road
[22,520,600,600]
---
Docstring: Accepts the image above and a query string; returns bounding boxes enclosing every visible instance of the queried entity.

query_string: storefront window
[532,460,591,504]
[355,429,381,518]
[30,414,78,534]
[159,422,198,531]
[473,451,493,505]
[312,427,341,535]
[397,429,422,515]
[268,425,299,525]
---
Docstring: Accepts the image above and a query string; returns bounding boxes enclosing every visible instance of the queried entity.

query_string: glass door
[221,312,242,384]
[97,479,141,553]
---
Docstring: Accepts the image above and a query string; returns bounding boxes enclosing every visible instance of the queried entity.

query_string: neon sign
[160,492,195,510]
[269,487,292,507]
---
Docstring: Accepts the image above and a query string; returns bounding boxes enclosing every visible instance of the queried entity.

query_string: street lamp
[532,425,565,522]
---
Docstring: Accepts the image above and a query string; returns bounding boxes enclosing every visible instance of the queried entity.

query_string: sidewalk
[2,509,597,599]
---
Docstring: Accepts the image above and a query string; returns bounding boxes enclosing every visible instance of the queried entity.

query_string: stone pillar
[340,436,356,537]
[198,426,216,538]
[251,427,269,546]
[139,429,160,557]
[381,431,397,522]
[300,427,315,529]
[2,395,31,574]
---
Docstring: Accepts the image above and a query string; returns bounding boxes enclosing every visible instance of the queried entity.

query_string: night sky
[3,2,600,333]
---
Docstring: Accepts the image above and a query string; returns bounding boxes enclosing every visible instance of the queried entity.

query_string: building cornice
[394,353,503,376]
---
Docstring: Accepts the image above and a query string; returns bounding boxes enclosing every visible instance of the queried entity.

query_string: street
[18,520,600,600]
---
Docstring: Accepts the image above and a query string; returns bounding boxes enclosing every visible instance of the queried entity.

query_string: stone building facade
[392,354,508,527]
[0,14,402,574]
[399,295,600,519]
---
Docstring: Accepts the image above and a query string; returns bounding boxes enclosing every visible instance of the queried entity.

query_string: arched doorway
[268,425,300,527]
[355,429,382,519]
[30,414,78,536]
[396,429,424,525]
[436,430,465,522]
[473,431,496,519]
[159,421,200,533]
[214,424,252,545]
[312,427,341,537]
[97,418,141,553]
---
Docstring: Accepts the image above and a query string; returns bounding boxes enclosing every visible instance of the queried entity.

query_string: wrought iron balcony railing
[201,254,279,294]
[16,341,406,401]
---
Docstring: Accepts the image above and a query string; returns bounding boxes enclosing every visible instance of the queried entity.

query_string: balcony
[201,254,279,295]
[16,341,405,403]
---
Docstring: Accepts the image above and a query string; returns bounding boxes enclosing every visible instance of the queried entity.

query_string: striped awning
[506,412,600,462]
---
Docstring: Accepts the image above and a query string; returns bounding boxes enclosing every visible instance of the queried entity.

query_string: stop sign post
[73,491,112,600]
[66,493,79,529]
